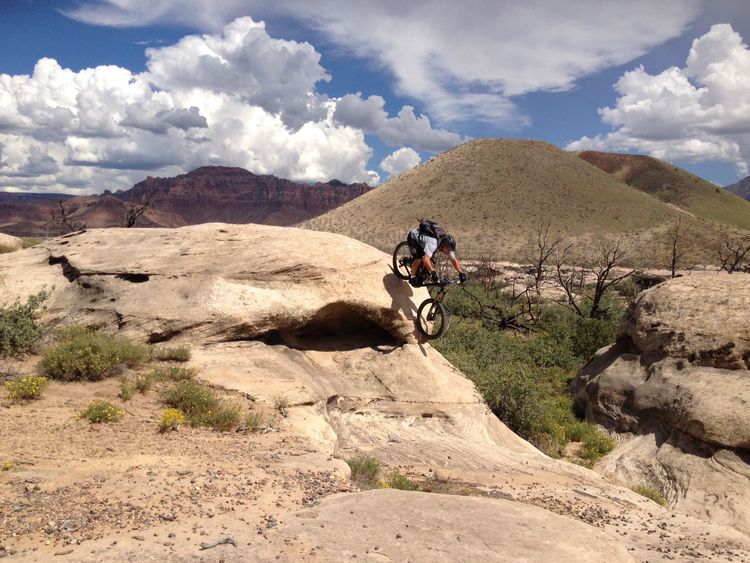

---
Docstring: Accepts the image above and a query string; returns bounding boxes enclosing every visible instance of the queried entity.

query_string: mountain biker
[407,220,467,287]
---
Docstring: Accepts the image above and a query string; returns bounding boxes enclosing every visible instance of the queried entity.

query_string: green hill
[578,151,750,231]
[305,139,741,265]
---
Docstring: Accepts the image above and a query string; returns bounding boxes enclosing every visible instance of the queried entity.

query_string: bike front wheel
[392,241,412,280]
[416,298,447,339]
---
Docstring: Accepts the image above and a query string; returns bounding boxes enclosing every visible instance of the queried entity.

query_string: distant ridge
[305,139,749,265]
[577,151,750,231]
[726,176,750,202]
[0,167,371,236]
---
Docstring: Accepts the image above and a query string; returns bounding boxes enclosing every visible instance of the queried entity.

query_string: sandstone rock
[573,272,750,533]
[0,232,22,251]
[3,225,750,560]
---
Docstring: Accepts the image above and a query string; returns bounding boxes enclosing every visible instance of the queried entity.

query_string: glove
[459,272,467,283]
[431,271,439,283]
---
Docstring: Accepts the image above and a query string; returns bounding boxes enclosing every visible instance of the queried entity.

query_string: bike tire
[392,241,412,280]
[416,298,447,339]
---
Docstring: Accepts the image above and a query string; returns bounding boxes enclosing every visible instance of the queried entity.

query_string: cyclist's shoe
[459,272,467,283]
[409,276,422,287]
[430,271,439,283]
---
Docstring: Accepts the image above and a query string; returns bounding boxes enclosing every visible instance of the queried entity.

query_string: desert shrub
[148,366,196,382]
[151,345,191,362]
[566,421,615,463]
[273,395,290,416]
[346,454,380,489]
[133,372,155,394]
[633,484,667,506]
[0,290,48,356]
[160,381,240,431]
[40,327,149,381]
[244,410,265,432]
[4,375,48,402]
[384,471,418,491]
[159,408,185,432]
[118,378,135,401]
[80,400,124,423]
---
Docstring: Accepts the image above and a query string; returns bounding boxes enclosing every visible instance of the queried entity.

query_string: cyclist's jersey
[409,227,456,259]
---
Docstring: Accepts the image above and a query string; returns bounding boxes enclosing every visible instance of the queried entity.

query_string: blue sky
[1,0,750,194]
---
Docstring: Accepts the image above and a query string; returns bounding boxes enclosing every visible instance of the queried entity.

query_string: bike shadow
[382,270,430,355]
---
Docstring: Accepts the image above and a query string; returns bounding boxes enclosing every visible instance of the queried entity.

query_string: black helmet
[440,233,456,252]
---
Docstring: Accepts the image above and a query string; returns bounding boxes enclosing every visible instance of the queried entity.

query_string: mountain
[305,139,742,264]
[726,176,750,201]
[0,167,371,236]
[577,151,750,231]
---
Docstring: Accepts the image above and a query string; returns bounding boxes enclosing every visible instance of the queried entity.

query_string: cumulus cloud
[380,147,421,178]
[568,24,750,177]
[334,94,463,152]
[145,17,330,127]
[65,0,701,125]
[0,18,389,193]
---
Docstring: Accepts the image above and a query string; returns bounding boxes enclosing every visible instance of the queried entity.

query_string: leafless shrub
[44,200,86,235]
[123,187,155,228]
[717,233,750,273]
[667,218,688,278]
[555,240,636,319]
[470,255,499,289]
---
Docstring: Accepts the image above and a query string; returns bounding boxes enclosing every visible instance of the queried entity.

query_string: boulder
[573,272,750,532]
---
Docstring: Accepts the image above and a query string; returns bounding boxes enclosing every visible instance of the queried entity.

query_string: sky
[1,0,750,195]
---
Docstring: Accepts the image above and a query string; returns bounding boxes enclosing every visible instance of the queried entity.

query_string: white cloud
[334,94,463,152]
[0,18,387,193]
[145,17,330,127]
[380,147,421,178]
[568,24,750,177]
[65,0,701,125]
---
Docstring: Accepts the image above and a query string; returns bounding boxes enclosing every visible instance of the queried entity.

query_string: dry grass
[303,139,749,266]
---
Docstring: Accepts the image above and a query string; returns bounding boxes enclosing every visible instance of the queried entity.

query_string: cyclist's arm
[449,255,463,273]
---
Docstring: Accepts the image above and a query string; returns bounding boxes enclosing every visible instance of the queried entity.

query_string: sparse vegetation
[150,345,191,362]
[346,454,381,489]
[80,400,124,423]
[40,326,150,381]
[148,366,196,381]
[0,290,48,356]
[118,378,135,401]
[633,484,668,506]
[160,381,241,431]
[384,471,419,491]
[273,394,290,416]
[243,410,265,433]
[4,375,49,402]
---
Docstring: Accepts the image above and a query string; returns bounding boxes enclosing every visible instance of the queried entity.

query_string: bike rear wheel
[392,241,412,280]
[416,298,447,339]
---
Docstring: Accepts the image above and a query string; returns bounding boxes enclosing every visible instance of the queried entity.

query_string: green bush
[346,454,380,489]
[40,327,150,381]
[0,291,48,356]
[160,381,240,431]
[385,471,419,491]
[80,400,124,423]
[151,345,191,362]
[148,366,196,381]
[118,378,135,401]
[633,484,667,506]
[4,375,49,402]
[244,411,264,432]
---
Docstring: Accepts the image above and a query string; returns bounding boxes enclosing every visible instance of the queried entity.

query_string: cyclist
[406,220,467,287]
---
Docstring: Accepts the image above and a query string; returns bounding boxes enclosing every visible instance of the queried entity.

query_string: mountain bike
[392,241,461,339]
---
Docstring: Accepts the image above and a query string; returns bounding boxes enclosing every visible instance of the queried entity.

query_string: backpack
[418,218,446,240]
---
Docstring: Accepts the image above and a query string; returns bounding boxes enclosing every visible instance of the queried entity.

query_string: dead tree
[123,187,155,228]
[667,218,688,278]
[555,240,636,319]
[45,200,86,234]
[471,255,499,289]
[461,280,536,332]
[717,234,750,273]
[525,220,562,297]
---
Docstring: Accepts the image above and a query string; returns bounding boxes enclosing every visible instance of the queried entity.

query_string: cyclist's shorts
[407,231,425,259]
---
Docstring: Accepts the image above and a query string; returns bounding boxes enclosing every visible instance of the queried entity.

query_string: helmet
[440,233,456,252]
